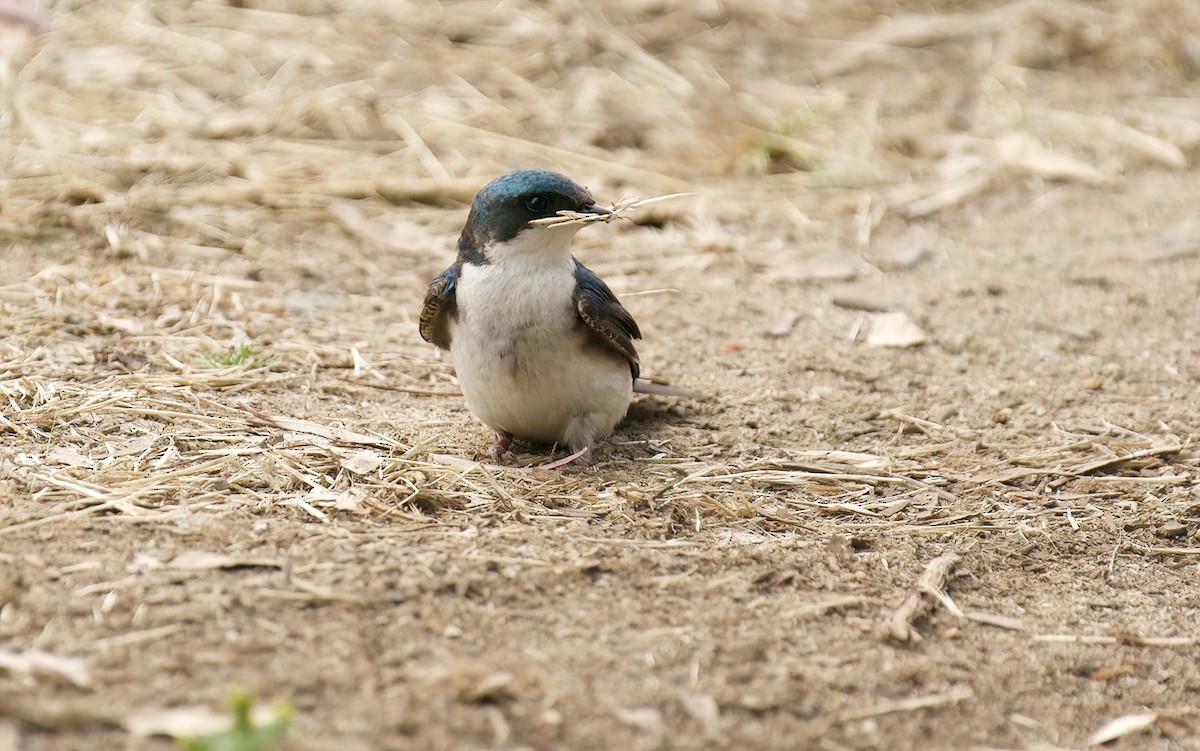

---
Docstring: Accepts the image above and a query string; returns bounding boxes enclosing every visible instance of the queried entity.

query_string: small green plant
[201,342,275,370]
[740,129,824,176]
[739,108,834,176]
[180,691,293,751]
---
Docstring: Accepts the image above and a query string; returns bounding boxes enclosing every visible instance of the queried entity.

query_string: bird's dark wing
[573,260,641,379]
[419,264,458,350]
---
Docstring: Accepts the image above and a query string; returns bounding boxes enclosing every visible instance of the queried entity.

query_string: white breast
[449,236,632,451]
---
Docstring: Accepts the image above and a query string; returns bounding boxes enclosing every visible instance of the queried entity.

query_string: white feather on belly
[449,238,632,450]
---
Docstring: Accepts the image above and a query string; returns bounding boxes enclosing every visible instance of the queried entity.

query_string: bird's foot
[485,431,514,464]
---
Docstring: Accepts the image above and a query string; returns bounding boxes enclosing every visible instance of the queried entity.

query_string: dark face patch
[456,169,602,261]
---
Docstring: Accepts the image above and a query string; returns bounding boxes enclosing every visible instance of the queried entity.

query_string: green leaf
[179,691,293,751]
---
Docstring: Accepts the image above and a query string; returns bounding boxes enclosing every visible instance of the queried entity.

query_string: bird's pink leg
[487,430,514,463]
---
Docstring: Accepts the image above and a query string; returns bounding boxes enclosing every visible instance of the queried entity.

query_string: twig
[1032,634,1195,647]
[836,686,974,722]
[538,445,591,470]
[1069,443,1193,476]
[884,552,961,642]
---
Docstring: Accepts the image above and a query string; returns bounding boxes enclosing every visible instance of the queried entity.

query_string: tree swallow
[419,169,646,462]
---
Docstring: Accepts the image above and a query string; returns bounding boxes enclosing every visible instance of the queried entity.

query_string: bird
[419,168,657,463]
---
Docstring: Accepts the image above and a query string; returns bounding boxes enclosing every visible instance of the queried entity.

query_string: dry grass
[529,193,694,227]
[3,355,1195,551]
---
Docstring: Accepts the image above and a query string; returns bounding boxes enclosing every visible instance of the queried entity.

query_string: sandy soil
[2,1,1200,749]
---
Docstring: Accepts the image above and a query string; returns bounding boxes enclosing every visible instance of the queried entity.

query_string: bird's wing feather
[419,264,458,349]
[573,260,641,379]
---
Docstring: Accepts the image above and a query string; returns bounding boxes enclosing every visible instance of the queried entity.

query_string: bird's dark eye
[524,195,551,213]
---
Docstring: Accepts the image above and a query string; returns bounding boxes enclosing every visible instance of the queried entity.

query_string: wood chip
[995,132,1108,185]
[766,310,802,338]
[1087,712,1158,747]
[865,312,928,348]
[0,649,91,688]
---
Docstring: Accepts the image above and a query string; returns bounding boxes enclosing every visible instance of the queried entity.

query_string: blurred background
[5,0,1200,377]
[4,0,1199,261]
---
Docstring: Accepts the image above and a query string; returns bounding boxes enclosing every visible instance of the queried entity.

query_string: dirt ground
[2,1,1200,749]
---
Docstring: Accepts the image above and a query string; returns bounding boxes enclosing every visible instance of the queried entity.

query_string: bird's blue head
[458,169,609,262]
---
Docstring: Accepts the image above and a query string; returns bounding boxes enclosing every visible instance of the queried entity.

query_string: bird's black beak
[578,201,613,217]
